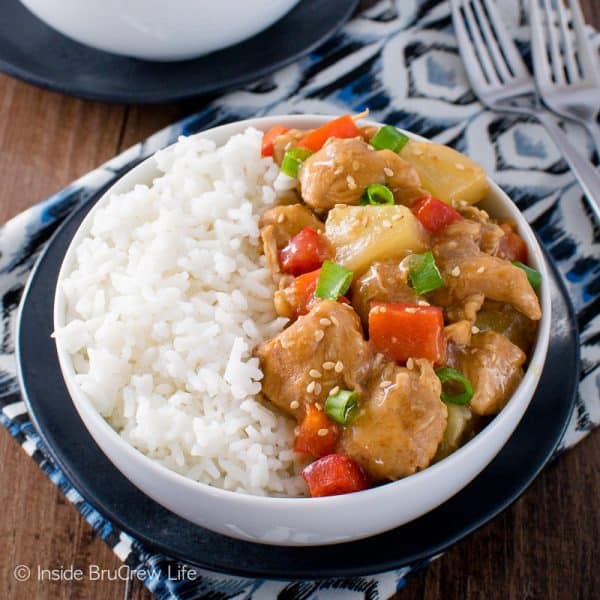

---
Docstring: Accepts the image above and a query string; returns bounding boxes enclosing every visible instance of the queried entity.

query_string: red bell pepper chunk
[261,125,288,157]
[495,223,528,263]
[297,115,360,152]
[302,454,369,497]
[279,227,329,276]
[284,269,348,318]
[368,302,446,365]
[286,269,321,317]
[411,196,463,234]
[294,404,340,458]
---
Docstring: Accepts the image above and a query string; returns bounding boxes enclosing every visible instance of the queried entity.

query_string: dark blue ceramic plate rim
[17,188,579,580]
[0,0,358,104]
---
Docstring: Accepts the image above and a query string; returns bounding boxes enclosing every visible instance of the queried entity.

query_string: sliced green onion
[409,251,445,295]
[280,147,313,178]
[359,183,395,206]
[325,389,359,426]
[370,125,409,153]
[435,368,474,405]
[513,261,541,289]
[315,260,353,300]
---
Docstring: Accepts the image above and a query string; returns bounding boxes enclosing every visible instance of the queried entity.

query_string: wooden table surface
[1,3,599,598]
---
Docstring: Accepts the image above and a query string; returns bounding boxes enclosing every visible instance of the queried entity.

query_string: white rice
[56,128,306,496]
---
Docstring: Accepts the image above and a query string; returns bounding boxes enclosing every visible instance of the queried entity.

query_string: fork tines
[452,0,530,93]
[530,0,600,89]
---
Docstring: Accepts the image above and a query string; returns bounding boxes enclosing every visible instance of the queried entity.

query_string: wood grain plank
[0,75,132,600]
[0,75,124,223]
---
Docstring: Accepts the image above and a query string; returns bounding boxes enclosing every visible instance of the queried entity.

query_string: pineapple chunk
[325,205,428,275]
[400,140,489,206]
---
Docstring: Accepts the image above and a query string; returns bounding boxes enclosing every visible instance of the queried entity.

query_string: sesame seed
[382,220,392,228]
[392,214,403,221]
[317,428,329,437]
[471,326,480,334]
[418,300,430,306]
[405,307,417,313]
[314,383,322,395]
[315,402,322,410]
[412,148,423,156]
[329,386,340,396]
[383,167,394,177]
[334,361,344,373]
[330,316,339,327]
[346,175,357,190]
[380,380,392,388]
[407,358,414,369]
[352,161,360,171]
[280,338,289,349]
[323,361,335,370]
[294,426,300,436]
[459,200,468,207]
[379,306,387,313]
[334,167,344,175]
[447,241,457,249]
[476,266,485,274]
[309,369,322,378]
[290,400,300,410]
[319,318,331,327]
[314,329,325,342]
[455,162,465,170]
[277,213,285,223]
[451,266,461,277]
[391,336,398,343]
[306,381,316,393]
[334,203,345,209]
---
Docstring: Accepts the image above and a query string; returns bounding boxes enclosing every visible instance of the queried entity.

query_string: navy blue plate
[0,0,357,104]
[18,190,578,579]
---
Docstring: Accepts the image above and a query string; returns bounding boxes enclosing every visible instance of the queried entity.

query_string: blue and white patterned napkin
[1,1,598,597]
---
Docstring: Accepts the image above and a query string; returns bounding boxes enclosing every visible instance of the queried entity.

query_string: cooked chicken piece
[444,320,473,346]
[272,129,307,165]
[351,259,419,324]
[378,149,425,204]
[458,206,505,255]
[359,125,379,142]
[449,331,526,416]
[261,225,280,274]
[259,204,323,247]
[338,359,447,481]
[299,138,382,210]
[259,204,324,273]
[255,301,373,421]
[272,274,315,320]
[431,290,486,324]
[298,138,423,212]
[432,221,541,321]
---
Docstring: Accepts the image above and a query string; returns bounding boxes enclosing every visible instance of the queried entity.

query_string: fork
[530,0,600,155]
[451,0,600,219]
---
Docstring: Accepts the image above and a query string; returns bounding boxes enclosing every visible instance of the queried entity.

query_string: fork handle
[583,120,600,159]
[536,112,600,221]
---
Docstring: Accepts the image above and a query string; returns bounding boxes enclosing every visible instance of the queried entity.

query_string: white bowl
[19,0,300,61]
[53,115,551,546]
